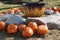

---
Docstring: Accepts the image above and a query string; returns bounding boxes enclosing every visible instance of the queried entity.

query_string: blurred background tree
[0,0,60,7]
[0,0,39,2]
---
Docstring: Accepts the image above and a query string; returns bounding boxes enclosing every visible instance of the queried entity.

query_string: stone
[0,14,14,21]
[2,14,14,21]
[6,15,26,25]
[44,9,54,15]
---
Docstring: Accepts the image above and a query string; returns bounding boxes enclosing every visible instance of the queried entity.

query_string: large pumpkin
[36,25,48,35]
[7,24,18,34]
[28,22,38,31]
[0,21,6,31]
[18,23,26,32]
[22,27,33,37]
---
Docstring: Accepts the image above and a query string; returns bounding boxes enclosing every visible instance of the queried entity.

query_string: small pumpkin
[36,25,48,35]
[28,22,38,31]
[7,9,11,14]
[11,8,17,11]
[16,10,21,12]
[0,13,3,16]
[2,11,7,14]
[14,9,21,14]
[18,23,26,32]
[7,9,14,14]
[57,8,60,13]
[51,7,57,11]
[0,21,6,31]
[11,8,17,13]
[19,7,24,11]
[7,24,18,34]
[22,27,33,37]
[47,7,52,10]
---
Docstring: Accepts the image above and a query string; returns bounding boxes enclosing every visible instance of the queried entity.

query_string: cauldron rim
[24,2,46,7]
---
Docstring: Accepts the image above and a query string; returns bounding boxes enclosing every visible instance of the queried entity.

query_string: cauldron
[23,2,46,17]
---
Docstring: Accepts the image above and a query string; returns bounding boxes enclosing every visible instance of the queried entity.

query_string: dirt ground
[0,29,60,40]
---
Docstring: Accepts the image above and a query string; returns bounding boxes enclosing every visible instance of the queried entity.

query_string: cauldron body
[23,2,46,17]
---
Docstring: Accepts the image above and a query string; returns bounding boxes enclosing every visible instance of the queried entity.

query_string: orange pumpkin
[28,22,38,31]
[0,13,3,16]
[36,25,48,35]
[2,11,7,14]
[14,10,21,14]
[7,9,11,14]
[18,23,26,32]
[9,8,17,13]
[19,7,24,11]
[16,10,21,12]
[51,7,57,11]
[11,8,17,10]
[57,8,60,13]
[7,24,18,34]
[8,9,15,14]
[0,21,6,31]
[47,7,51,9]
[22,27,33,37]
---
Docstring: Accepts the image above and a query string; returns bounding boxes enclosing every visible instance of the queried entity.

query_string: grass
[44,0,60,7]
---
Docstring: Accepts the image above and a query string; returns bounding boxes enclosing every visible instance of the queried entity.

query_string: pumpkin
[36,25,48,35]
[22,27,33,37]
[18,23,26,32]
[28,22,38,31]
[7,9,11,14]
[57,8,60,13]
[16,10,21,12]
[19,7,24,11]
[7,24,18,34]
[51,7,57,11]
[0,21,6,31]
[2,11,7,14]
[14,10,21,14]
[47,7,52,10]
[11,8,17,11]
[7,9,14,14]
[8,8,17,13]
[0,13,3,16]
